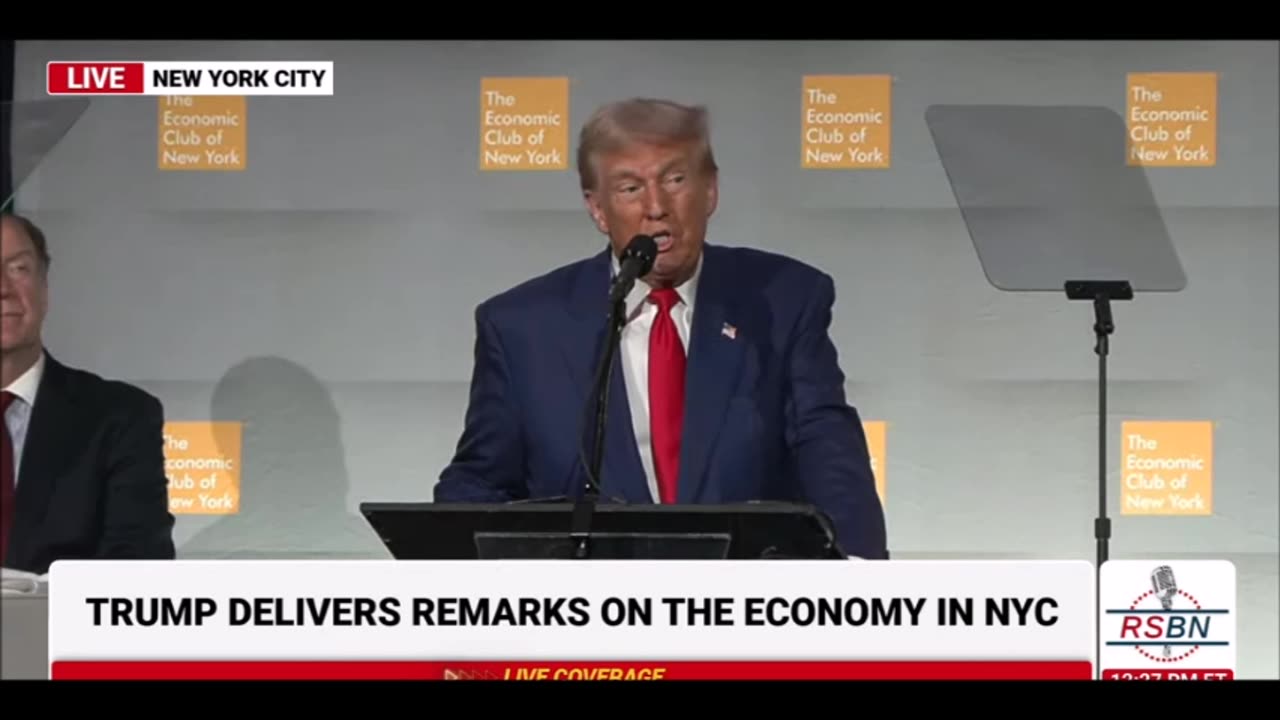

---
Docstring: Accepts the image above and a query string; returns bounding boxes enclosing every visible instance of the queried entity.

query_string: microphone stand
[570,295,628,560]
[1065,279,1132,679]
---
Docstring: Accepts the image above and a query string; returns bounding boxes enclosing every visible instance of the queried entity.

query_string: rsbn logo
[1106,564,1231,663]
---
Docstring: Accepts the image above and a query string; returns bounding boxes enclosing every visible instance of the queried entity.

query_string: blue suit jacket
[435,243,889,560]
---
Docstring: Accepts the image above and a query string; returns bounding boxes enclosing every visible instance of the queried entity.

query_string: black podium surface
[360,501,845,560]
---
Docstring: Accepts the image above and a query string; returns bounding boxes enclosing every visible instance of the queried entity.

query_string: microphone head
[1151,565,1177,606]
[620,234,658,275]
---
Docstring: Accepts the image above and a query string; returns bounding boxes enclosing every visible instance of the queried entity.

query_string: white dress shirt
[612,254,701,503]
[3,352,45,487]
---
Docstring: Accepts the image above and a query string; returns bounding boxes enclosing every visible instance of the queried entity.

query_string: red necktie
[648,288,685,504]
[1,391,16,563]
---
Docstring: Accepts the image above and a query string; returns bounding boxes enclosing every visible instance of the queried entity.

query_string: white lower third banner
[47,559,1095,680]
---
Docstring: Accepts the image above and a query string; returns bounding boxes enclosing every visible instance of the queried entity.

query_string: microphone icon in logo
[1150,565,1178,659]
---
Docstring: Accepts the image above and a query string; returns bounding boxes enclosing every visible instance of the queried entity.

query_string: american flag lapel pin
[721,322,737,340]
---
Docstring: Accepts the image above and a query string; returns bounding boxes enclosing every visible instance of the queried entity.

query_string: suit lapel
[11,353,77,559]
[558,249,649,502]
[677,246,746,502]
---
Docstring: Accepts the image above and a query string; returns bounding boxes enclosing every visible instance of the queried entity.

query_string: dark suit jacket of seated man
[2,212,176,575]
[434,98,888,560]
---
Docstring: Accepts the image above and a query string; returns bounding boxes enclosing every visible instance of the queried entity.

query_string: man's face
[583,140,718,288]
[0,216,48,353]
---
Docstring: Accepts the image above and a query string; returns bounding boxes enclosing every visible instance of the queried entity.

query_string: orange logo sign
[801,75,892,169]
[158,96,246,171]
[163,421,242,514]
[1125,73,1217,167]
[479,77,569,171]
[1120,421,1213,515]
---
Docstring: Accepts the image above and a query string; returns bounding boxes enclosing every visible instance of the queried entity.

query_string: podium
[360,501,845,560]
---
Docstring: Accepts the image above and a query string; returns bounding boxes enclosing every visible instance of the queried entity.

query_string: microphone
[608,234,658,304]
[1150,565,1177,658]
[567,234,657,560]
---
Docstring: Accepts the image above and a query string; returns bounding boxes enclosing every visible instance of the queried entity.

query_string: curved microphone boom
[571,234,658,559]
[582,234,658,491]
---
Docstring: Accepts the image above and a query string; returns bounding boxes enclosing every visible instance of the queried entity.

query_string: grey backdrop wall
[9,40,1278,676]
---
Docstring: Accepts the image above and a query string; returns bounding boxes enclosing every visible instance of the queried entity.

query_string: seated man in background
[435,98,888,560]
[1,212,175,574]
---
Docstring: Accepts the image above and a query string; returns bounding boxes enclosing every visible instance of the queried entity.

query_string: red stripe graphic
[52,660,1092,680]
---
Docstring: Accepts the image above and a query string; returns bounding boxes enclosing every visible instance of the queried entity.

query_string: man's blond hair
[576,98,719,191]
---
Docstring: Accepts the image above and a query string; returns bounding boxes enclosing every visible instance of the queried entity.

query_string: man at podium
[435,98,887,560]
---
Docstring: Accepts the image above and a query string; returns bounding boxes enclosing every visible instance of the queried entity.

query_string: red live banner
[46,62,145,94]
[52,660,1092,681]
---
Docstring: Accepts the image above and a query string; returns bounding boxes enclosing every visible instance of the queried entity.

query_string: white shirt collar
[3,351,44,408]
[611,248,702,320]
